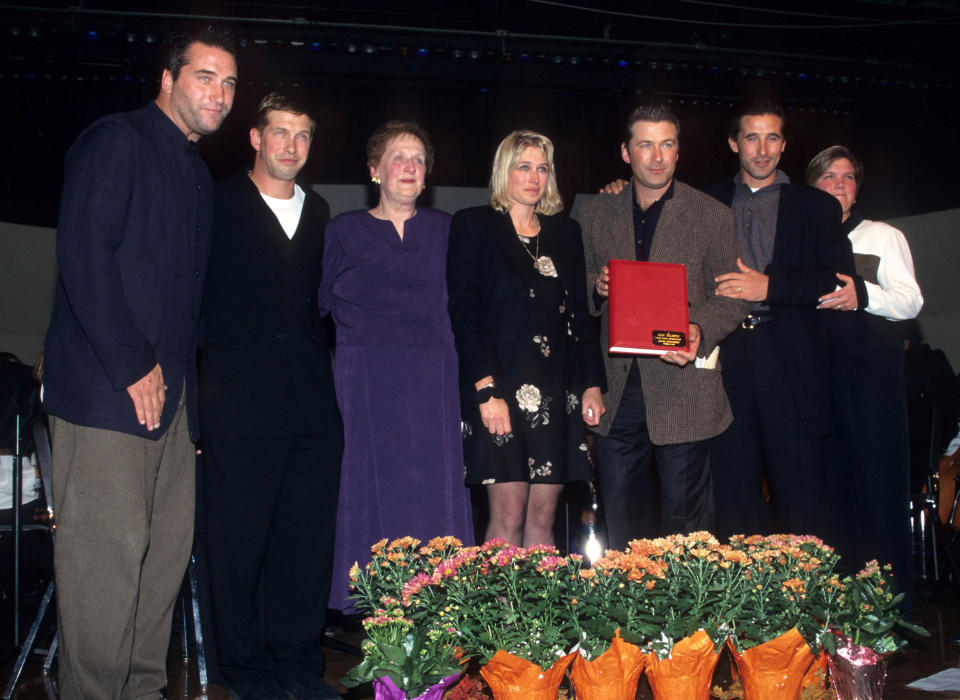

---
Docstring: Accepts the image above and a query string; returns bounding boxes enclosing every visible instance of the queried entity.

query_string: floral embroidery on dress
[491,432,514,447]
[578,442,588,452]
[529,288,536,298]
[558,304,565,314]
[529,460,554,479]
[532,335,550,357]
[482,478,496,485]
[566,392,579,415]
[516,384,542,413]
[516,384,551,428]
[461,420,473,438]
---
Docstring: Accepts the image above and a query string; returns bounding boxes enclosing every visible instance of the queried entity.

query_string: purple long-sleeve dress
[318,208,474,610]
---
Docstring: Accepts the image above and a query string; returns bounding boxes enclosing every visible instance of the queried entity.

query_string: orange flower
[371,538,389,554]
[627,539,664,557]
[427,536,463,551]
[388,536,421,550]
[782,578,806,593]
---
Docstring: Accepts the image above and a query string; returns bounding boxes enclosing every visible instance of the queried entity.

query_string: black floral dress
[462,233,591,485]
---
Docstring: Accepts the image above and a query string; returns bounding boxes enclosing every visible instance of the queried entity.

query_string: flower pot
[644,629,721,700]
[801,650,829,695]
[827,635,889,700]
[727,627,815,700]
[372,673,461,700]
[480,649,576,700]
[569,630,647,700]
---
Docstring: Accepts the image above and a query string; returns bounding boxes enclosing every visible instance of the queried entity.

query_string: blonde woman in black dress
[447,130,606,547]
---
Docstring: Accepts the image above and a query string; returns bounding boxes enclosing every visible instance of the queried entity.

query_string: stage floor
[3,584,960,699]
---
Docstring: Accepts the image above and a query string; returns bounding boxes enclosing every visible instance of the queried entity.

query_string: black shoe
[280,674,341,699]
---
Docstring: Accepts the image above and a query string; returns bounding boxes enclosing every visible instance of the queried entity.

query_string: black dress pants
[710,326,826,540]
[595,362,714,549]
[201,432,342,688]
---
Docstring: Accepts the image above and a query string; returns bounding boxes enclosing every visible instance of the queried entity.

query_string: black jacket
[199,173,341,437]
[704,178,855,436]
[446,205,606,401]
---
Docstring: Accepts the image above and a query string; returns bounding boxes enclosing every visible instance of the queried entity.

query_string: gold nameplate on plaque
[652,330,686,348]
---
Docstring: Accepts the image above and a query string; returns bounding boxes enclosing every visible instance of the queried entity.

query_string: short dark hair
[254,91,317,136]
[366,120,436,174]
[729,99,786,140]
[625,102,680,142]
[805,145,864,193]
[161,25,238,81]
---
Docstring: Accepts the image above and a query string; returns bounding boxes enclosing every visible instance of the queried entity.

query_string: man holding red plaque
[576,103,748,548]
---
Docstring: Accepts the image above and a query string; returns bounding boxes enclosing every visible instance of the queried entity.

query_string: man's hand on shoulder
[127,363,166,431]
[599,178,629,195]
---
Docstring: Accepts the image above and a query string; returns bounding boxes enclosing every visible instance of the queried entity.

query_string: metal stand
[186,554,209,698]
[2,414,55,700]
[1,580,55,700]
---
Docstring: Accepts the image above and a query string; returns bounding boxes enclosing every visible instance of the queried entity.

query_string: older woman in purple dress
[319,121,474,611]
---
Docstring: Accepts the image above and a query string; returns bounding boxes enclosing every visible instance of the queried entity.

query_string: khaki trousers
[51,397,194,700]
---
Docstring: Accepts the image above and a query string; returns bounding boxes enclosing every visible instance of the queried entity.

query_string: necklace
[518,232,557,277]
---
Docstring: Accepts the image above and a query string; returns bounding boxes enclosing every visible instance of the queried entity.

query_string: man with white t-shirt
[198,91,343,700]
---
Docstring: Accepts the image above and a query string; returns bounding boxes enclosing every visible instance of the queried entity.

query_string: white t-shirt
[260,184,306,239]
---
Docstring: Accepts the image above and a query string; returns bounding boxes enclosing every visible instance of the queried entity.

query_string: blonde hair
[488,130,563,215]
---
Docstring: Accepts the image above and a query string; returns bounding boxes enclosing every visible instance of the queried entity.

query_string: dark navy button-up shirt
[632,179,675,262]
[43,102,212,439]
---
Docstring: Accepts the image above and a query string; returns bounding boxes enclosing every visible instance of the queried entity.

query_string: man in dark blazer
[42,27,237,699]
[198,92,342,699]
[576,103,749,548]
[705,100,856,539]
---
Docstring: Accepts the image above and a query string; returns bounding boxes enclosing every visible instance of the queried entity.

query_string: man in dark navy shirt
[43,26,237,699]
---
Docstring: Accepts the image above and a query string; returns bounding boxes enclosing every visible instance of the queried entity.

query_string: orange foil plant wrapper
[479,649,576,700]
[801,651,830,697]
[644,629,721,700]
[726,627,815,700]
[569,630,647,700]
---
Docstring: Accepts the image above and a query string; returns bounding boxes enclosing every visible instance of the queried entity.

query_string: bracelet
[475,381,503,404]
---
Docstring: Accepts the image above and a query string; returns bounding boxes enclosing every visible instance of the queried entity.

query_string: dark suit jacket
[576,181,750,443]
[43,102,211,440]
[704,178,856,436]
[199,173,341,438]
[447,205,605,401]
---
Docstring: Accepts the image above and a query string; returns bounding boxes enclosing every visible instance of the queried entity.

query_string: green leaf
[897,620,932,638]
[381,644,409,667]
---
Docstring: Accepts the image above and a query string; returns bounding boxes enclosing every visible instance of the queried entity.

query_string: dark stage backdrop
[2,2,959,227]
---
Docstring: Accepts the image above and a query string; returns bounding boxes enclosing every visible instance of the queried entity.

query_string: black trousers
[822,322,913,597]
[710,326,826,540]
[201,432,342,688]
[595,362,714,549]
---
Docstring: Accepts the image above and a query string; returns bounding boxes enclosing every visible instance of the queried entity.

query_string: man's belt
[740,313,774,330]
